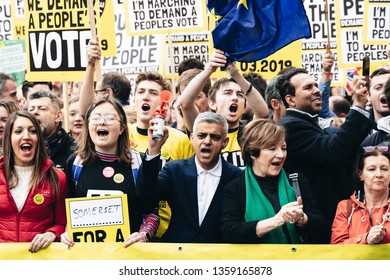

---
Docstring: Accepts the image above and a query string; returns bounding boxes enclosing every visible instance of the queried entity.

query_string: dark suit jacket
[221,172,327,244]
[142,155,242,243]
[278,109,372,241]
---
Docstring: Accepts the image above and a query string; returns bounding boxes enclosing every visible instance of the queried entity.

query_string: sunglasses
[362,146,390,153]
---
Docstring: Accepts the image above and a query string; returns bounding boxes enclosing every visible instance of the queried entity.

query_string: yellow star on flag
[237,0,248,9]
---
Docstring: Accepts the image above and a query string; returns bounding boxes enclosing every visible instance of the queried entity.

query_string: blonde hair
[241,119,286,166]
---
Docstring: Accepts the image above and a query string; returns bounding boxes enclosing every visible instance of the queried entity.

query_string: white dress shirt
[195,157,222,226]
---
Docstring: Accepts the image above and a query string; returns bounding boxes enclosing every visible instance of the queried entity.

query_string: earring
[250,155,256,161]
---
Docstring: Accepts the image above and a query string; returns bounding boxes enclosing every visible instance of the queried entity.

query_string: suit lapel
[185,157,200,228]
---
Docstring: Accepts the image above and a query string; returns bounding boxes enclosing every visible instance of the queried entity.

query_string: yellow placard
[210,40,303,80]
[65,194,130,243]
[11,0,25,39]
[24,0,116,81]
[363,0,390,45]
[208,10,302,80]
[335,0,388,69]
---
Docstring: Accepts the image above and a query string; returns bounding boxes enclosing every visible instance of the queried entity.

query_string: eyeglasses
[94,88,107,95]
[362,146,390,153]
[89,113,120,125]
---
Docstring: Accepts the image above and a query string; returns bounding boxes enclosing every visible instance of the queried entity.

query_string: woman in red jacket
[331,147,390,244]
[0,111,68,252]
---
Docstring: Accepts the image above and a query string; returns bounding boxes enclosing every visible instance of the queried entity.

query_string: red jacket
[331,192,390,244]
[0,158,68,242]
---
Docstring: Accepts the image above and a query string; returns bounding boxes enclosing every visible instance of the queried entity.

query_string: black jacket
[221,172,327,244]
[142,155,243,243]
[278,108,372,241]
[47,128,76,170]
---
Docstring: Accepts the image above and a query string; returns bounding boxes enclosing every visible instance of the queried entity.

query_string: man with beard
[28,90,76,170]
[179,49,269,170]
[277,68,372,243]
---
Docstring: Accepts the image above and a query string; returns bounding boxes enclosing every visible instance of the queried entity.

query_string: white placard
[69,196,124,228]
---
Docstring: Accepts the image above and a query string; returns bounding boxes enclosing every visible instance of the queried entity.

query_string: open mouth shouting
[20,143,33,156]
[229,104,238,113]
[97,129,109,138]
[200,147,212,157]
[141,103,151,112]
[380,96,388,106]
[271,160,283,168]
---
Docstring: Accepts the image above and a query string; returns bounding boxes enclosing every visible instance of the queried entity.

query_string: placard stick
[167,32,176,94]
[87,0,102,81]
[324,0,331,52]
[62,82,70,132]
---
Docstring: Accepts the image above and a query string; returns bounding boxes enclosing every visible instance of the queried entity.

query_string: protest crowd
[1,0,390,254]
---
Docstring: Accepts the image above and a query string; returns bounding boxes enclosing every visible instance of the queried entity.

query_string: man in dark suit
[276,68,372,243]
[141,112,243,243]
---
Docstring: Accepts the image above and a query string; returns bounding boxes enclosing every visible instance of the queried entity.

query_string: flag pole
[167,32,176,94]
[87,0,102,81]
[324,0,331,52]
[226,68,231,79]
[62,82,70,132]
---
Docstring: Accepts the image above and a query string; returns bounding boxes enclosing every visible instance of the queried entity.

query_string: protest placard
[102,1,163,92]
[303,0,344,86]
[125,0,207,35]
[10,0,25,38]
[363,0,390,45]
[335,0,388,69]
[208,12,302,80]
[0,0,13,41]
[236,41,303,80]
[66,194,130,243]
[25,0,116,81]
[0,39,25,86]
[162,31,208,79]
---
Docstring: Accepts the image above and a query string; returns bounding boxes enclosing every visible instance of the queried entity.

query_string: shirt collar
[287,108,319,124]
[287,108,318,119]
[195,156,222,177]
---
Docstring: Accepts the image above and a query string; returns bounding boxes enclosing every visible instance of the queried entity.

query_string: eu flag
[208,0,312,62]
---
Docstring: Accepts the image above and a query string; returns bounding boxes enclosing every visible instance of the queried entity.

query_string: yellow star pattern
[237,0,248,9]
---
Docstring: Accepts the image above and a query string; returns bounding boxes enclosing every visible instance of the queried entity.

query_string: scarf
[45,122,64,156]
[245,167,300,244]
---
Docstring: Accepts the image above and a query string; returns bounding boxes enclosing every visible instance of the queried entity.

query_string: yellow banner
[0,243,389,260]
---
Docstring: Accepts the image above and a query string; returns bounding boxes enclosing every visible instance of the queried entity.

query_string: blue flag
[208,0,311,62]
